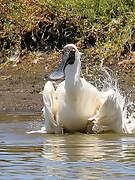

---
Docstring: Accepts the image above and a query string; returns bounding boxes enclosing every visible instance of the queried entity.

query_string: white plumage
[42,44,130,134]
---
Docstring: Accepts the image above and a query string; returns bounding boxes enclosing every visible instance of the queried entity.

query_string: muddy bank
[0,51,60,113]
[0,69,44,113]
[0,50,134,113]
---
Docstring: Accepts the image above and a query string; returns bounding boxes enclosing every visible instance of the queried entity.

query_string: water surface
[0,114,135,179]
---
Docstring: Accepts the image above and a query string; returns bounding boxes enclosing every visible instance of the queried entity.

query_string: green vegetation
[0,0,135,62]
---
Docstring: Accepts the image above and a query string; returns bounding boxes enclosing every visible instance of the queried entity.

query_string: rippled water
[0,114,135,179]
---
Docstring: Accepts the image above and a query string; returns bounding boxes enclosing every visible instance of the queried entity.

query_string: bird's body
[43,44,128,134]
[53,58,103,132]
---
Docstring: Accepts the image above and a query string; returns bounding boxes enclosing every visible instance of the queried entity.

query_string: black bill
[49,46,75,80]
[49,59,65,80]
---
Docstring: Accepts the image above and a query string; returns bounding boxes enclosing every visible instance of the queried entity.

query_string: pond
[0,114,135,179]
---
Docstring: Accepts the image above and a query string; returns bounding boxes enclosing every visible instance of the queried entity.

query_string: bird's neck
[65,59,82,96]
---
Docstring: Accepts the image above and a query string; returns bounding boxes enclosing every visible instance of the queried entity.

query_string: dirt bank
[0,50,134,113]
[0,51,60,113]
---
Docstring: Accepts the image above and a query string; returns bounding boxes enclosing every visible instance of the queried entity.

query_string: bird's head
[49,44,83,80]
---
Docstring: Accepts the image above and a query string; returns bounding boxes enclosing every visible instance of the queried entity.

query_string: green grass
[0,0,135,61]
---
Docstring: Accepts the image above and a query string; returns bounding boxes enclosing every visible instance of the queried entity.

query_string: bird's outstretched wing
[43,81,62,134]
[89,89,123,133]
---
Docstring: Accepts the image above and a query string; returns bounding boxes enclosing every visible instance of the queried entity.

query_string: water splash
[27,127,46,134]
[26,116,47,134]
[92,67,135,134]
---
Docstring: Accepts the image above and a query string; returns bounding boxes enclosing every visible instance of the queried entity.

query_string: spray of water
[92,67,135,134]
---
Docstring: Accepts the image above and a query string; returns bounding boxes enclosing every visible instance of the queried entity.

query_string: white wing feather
[43,81,62,134]
[89,90,123,133]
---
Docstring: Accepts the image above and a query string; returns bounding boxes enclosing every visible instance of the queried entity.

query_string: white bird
[42,44,125,134]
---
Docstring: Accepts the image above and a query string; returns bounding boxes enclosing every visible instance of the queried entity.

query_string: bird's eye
[72,49,75,52]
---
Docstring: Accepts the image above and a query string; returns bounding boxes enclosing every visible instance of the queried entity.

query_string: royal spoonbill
[43,44,124,134]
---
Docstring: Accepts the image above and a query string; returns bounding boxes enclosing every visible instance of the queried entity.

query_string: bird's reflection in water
[42,133,106,162]
[42,133,135,162]
[41,133,135,179]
